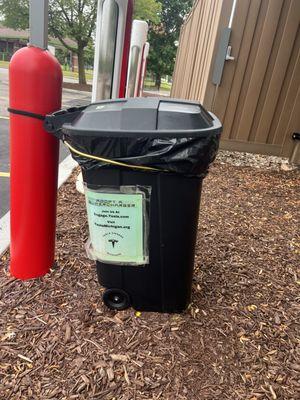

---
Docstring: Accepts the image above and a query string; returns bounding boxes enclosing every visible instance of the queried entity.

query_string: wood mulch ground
[0,162,299,400]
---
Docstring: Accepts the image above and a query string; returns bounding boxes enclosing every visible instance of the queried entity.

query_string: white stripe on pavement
[0,211,10,256]
[0,155,77,256]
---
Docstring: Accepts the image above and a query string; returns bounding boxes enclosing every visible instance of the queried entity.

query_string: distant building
[0,25,78,71]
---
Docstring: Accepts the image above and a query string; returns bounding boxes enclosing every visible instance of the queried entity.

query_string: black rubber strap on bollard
[7,107,46,120]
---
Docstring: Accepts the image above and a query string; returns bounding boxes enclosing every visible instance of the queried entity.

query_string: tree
[0,0,190,88]
[48,1,97,85]
[0,0,28,30]
[147,0,193,90]
[0,0,97,85]
[133,0,161,25]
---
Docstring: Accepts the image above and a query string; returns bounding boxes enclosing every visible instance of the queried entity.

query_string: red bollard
[9,46,62,279]
[119,0,133,98]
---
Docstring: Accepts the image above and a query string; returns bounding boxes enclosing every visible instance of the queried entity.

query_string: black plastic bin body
[84,168,202,312]
[44,97,222,313]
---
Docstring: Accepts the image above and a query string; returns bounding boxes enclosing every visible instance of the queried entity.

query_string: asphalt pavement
[0,67,91,218]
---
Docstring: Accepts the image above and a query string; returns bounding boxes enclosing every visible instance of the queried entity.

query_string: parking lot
[0,67,91,218]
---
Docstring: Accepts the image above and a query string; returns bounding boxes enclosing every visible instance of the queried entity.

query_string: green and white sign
[85,189,145,265]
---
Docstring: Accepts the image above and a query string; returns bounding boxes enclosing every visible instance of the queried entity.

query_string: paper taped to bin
[85,185,150,266]
[44,98,222,177]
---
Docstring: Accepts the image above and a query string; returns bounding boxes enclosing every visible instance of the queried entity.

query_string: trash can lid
[61,98,221,138]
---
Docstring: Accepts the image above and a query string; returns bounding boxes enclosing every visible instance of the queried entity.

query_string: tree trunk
[77,44,86,85]
[155,74,161,91]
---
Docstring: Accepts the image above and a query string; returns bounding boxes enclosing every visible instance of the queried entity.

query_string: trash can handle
[44,105,87,138]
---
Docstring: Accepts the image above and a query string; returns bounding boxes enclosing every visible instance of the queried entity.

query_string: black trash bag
[66,134,220,177]
[44,98,222,177]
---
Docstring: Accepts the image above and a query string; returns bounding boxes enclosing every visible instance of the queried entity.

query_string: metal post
[92,0,133,101]
[126,20,148,98]
[29,0,48,49]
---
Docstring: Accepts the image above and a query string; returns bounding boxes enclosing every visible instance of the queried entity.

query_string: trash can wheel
[103,288,131,311]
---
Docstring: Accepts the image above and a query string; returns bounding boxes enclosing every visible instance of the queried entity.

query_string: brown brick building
[0,25,78,70]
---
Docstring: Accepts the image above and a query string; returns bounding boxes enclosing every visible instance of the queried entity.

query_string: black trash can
[45,98,222,313]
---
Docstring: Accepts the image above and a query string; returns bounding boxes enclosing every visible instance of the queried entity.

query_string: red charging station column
[9,46,62,279]
[138,42,149,97]
[119,0,133,98]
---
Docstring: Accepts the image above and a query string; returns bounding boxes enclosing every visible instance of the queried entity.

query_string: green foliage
[0,0,97,84]
[48,0,97,51]
[84,39,95,68]
[0,0,28,30]
[0,0,193,87]
[48,0,97,84]
[147,0,193,89]
[160,0,193,34]
[133,0,161,25]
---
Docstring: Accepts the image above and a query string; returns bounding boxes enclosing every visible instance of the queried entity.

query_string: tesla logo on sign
[108,239,119,248]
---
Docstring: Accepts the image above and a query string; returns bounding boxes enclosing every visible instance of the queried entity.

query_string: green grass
[61,67,93,82]
[0,60,9,68]
[144,78,171,92]
[0,60,93,81]
[0,59,171,91]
